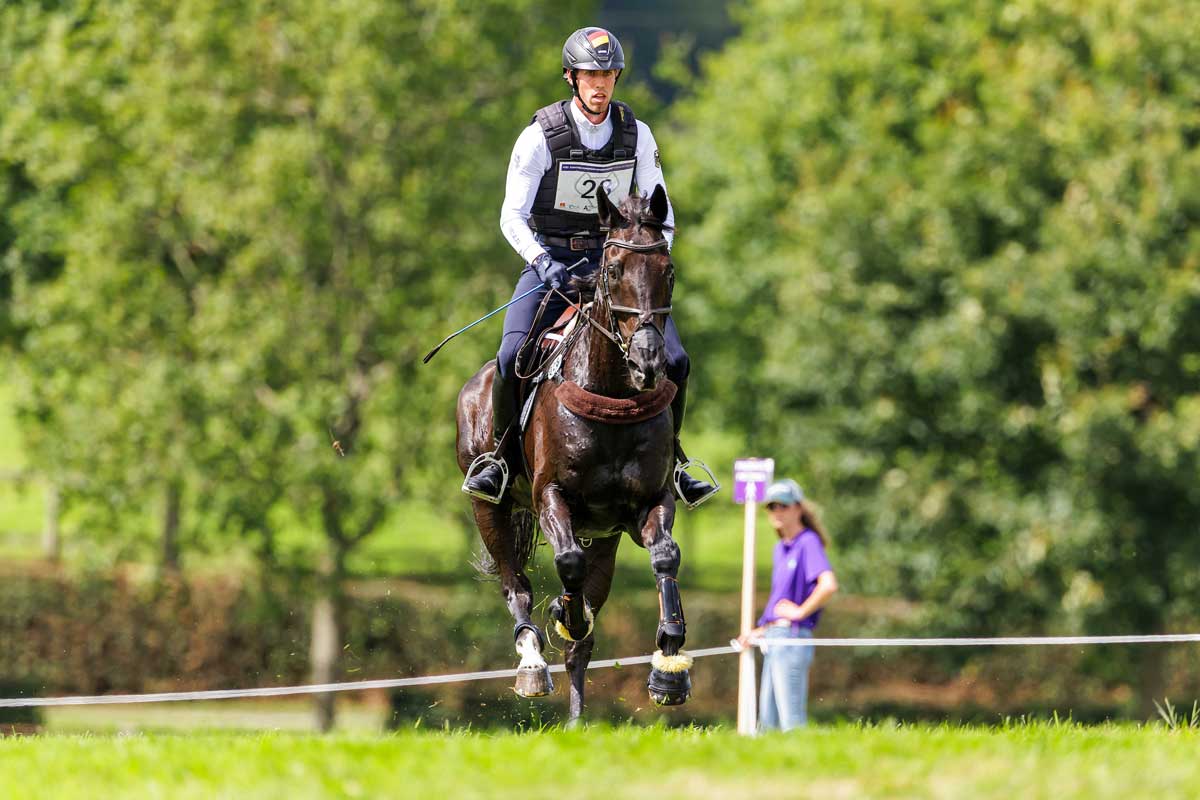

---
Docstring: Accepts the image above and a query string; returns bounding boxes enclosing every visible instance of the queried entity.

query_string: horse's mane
[569,270,600,302]
[570,194,673,302]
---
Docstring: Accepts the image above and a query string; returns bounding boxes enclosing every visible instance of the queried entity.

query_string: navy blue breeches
[496,243,689,384]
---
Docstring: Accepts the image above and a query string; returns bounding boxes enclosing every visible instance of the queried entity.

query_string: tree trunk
[42,482,61,562]
[310,545,346,732]
[161,480,182,572]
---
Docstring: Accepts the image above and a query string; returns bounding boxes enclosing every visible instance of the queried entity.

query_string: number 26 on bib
[553,159,636,214]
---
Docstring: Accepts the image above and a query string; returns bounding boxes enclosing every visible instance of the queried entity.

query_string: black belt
[539,233,604,251]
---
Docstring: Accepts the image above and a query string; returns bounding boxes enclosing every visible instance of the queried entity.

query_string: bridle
[592,235,673,355]
[540,233,672,368]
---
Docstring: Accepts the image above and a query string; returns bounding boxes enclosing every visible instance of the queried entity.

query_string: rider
[463,26,718,509]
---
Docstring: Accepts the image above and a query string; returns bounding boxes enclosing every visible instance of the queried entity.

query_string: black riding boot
[463,368,518,504]
[671,375,720,509]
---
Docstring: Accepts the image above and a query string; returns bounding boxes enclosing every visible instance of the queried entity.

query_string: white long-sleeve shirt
[500,100,675,265]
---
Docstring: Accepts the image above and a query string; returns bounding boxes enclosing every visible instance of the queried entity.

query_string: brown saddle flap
[537,303,582,351]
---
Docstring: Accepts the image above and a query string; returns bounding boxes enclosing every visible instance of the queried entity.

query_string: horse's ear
[648,184,669,226]
[597,188,628,231]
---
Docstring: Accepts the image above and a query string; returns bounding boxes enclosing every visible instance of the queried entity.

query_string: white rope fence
[746,633,1200,648]
[0,647,734,709]
[3,633,1199,709]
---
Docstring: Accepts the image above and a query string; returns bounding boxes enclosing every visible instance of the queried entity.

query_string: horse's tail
[471,508,540,580]
[510,508,540,570]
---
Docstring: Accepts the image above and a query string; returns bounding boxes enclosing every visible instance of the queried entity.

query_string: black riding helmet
[562,27,625,113]
[563,27,625,71]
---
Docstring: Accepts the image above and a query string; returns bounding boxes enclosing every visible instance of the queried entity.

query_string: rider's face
[570,69,618,114]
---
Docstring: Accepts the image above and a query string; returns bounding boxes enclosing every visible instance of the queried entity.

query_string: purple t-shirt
[757,529,833,631]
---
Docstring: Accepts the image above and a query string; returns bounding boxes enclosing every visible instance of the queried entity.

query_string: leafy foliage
[667,0,1200,695]
[7,0,1200,719]
[2,0,587,565]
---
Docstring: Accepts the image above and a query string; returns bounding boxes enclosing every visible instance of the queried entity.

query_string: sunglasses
[765,502,792,512]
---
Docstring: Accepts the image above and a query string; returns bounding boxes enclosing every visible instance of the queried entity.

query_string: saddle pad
[556,379,677,424]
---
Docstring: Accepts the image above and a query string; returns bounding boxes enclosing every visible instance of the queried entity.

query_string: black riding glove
[531,253,568,290]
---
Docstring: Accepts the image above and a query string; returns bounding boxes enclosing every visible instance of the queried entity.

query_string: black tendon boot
[462,368,518,504]
[670,375,720,509]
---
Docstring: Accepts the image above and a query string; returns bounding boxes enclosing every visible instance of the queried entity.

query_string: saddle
[534,304,582,358]
[512,300,674,430]
[465,299,720,509]
[512,303,584,418]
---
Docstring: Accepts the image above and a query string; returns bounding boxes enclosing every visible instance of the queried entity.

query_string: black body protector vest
[528,99,639,238]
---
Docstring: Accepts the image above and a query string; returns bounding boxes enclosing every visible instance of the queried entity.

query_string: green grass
[3,722,1198,799]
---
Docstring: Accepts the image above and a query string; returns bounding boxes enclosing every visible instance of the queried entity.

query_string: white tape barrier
[3,633,1198,709]
[736,633,1200,649]
[0,646,737,709]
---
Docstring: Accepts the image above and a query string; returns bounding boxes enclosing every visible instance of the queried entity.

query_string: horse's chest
[558,438,672,502]
[528,397,674,510]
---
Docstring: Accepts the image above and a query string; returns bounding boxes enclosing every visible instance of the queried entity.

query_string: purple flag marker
[733,458,775,504]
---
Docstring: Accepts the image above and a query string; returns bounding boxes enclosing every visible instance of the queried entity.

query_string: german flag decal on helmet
[562,27,625,71]
[587,29,611,58]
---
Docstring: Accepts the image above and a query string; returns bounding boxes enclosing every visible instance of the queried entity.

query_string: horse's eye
[608,262,622,281]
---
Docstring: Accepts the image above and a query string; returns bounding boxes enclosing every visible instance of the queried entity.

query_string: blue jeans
[758,626,814,732]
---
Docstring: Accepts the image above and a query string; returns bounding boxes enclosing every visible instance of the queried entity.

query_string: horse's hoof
[647,668,691,706]
[514,666,554,698]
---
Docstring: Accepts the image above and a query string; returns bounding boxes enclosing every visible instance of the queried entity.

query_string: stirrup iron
[462,451,510,504]
[674,458,721,510]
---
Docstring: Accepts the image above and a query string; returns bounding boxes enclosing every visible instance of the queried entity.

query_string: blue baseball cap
[764,479,804,506]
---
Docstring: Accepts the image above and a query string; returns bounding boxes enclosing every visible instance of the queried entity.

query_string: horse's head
[595,185,674,392]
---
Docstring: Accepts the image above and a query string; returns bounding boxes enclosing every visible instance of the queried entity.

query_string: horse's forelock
[613,194,674,238]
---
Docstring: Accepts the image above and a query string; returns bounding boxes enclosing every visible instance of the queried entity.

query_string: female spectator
[736,478,837,731]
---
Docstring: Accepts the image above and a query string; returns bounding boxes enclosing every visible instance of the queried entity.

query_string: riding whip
[422,258,586,363]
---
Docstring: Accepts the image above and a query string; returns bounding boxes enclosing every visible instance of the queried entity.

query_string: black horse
[456,185,692,721]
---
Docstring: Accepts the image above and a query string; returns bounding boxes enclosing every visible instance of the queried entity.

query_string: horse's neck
[564,303,636,398]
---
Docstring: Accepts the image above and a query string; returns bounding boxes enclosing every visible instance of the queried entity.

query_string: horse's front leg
[538,483,593,644]
[641,491,693,706]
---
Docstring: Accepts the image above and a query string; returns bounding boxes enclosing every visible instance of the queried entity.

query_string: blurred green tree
[668,0,1200,714]
[0,5,68,350]
[3,0,588,728]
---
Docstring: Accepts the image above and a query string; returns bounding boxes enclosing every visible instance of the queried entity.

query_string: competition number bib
[553,159,636,214]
